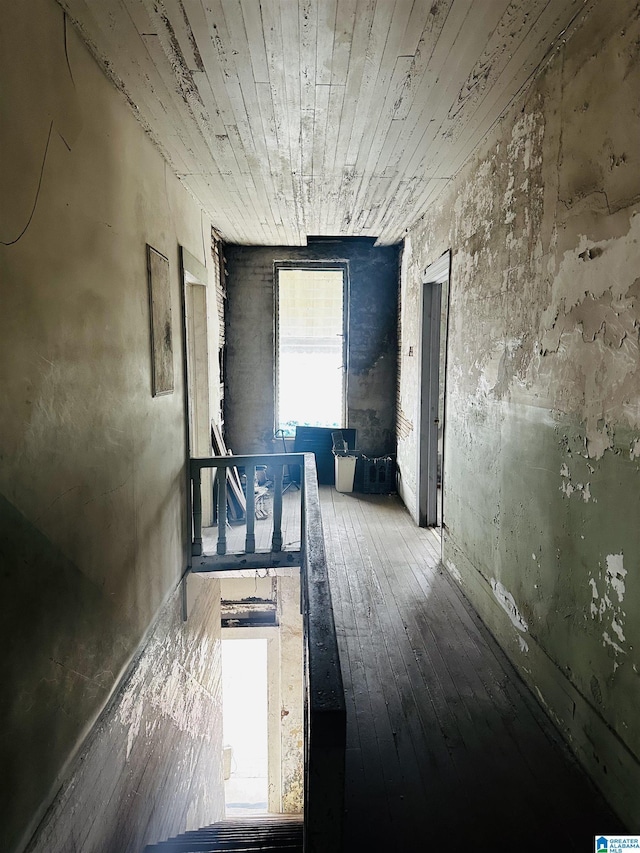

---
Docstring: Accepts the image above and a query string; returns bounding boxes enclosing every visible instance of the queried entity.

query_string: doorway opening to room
[222,637,269,816]
[275,264,347,437]
[417,252,451,528]
[220,573,304,819]
[180,247,214,530]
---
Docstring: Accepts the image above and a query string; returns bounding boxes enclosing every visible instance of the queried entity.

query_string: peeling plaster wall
[26,577,224,853]
[277,575,304,813]
[398,0,640,827]
[224,241,399,456]
[0,2,224,851]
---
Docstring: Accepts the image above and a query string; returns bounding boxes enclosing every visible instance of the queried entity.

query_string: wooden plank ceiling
[60,0,588,245]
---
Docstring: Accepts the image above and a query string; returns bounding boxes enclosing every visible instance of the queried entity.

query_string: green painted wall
[397,0,640,827]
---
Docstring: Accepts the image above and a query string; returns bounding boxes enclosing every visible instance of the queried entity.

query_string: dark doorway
[417,252,450,527]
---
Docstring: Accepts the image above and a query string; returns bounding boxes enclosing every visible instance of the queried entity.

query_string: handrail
[188,452,346,851]
[300,453,346,853]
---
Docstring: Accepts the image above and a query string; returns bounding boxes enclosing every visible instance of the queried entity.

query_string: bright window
[277,267,345,436]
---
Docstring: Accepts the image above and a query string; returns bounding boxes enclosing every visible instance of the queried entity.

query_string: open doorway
[180,247,214,527]
[417,252,451,527]
[275,264,347,436]
[220,574,304,818]
[222,637,269,816]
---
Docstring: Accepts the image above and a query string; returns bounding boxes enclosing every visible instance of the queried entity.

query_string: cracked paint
[560,463,592,502]
[539,215,640,459]
[490,578,528,633]
[446,559,462,584]
[606,553,627,602]
[395,0,640,823]
[589,554,628,669]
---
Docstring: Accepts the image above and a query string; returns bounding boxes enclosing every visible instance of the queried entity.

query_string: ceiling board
[59,0,591,245]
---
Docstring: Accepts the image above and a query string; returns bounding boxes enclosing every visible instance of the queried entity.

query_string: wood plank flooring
[202,480,302,557]
[320,487,623,852]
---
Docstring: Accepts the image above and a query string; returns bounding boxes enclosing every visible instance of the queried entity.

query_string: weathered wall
[0,2,224,850]
[397,0,640,827]
[26,576,224,853]
[224,240,399,456]
[277,574,304,813]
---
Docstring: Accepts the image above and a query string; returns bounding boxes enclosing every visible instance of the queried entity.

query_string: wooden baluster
[245,464,256,553]
[272,464,283,552]
[217,467,227,555]
[192,464,203,556]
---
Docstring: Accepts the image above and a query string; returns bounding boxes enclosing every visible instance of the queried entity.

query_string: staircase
[144,815,303,853]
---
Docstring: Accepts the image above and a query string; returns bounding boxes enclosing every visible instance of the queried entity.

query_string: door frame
[180,247,212,565]
[417,251,451,527]
[221,627,282,813]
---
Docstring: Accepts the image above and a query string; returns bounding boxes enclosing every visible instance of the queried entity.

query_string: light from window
[277,268,344,436]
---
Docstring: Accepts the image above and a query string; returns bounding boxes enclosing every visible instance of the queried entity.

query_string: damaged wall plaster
[397,0,640,827]
[589,553,629,668]
[277,575,304,813]
[28,579,224,853]
[490,578,529,634]
[0,2,223,850]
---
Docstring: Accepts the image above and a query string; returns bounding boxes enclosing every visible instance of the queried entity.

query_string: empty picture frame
[146,244,174,395]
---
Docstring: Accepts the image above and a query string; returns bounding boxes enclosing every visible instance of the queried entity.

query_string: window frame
[274,260,349,438]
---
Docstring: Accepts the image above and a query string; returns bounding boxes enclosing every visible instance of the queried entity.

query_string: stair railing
[188,452,346,852]
[299,453,346,853]
[190,453,304,570]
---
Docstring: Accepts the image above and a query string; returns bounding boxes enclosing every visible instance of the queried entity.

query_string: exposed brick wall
[224,239,400,456]
[211,231,225,346]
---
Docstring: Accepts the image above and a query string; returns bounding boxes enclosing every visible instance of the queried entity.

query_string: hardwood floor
[320,487,622,852]
[202,478,302,556]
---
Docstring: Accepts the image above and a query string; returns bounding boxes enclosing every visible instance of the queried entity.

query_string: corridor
[321,489,622,851]
[3,2,639,849]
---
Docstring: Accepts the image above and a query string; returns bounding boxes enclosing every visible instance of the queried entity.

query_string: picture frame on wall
[146,244,174,396]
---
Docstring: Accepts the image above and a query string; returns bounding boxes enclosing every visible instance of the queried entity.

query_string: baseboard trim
[442,530,639,830]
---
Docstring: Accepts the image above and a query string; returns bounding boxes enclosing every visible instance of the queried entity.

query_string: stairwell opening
[220,572,304,819]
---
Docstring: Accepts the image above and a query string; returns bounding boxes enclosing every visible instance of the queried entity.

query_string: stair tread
[144,817,303,853]
[145,841,302,853]
[146,845,302,852]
